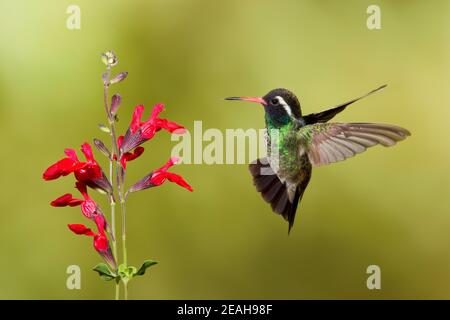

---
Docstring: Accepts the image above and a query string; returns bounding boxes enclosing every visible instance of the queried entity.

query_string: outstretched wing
[303,85,387,125]
[298,122,411,166]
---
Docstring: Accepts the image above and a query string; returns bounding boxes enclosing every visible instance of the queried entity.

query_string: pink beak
[225,96,267,105]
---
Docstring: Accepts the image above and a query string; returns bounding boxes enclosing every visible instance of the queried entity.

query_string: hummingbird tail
[249,158,311,233]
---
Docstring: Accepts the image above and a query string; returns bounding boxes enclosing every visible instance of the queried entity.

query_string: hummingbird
[225,85,410,232]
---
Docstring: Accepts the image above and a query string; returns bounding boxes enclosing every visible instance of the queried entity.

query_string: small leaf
[118,264,135,277]
[135,259,158,276]
[118,264,126,275]
[118,264,137,283]
[93,263,117,281]
[98,124,110,133]
[128,266,137,276]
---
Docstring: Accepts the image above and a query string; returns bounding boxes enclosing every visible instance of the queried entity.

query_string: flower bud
[110,94,121,115]
[93,138,111,159]
[109,72,128,85]
[101,51,118,67]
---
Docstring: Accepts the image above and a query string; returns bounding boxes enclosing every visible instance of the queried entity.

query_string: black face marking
[270,98,280,106]
[262,88,302,123]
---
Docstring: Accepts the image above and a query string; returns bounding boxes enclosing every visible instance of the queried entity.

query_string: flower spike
[44,52,194,297]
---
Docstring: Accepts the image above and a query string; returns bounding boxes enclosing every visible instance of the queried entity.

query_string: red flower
[51,194,83,207]
[74,144,102,182]
[76,182,98,219]
[119,104,186,154]
[68,214,116,270]
[121,146,144,167]
[50,183,96,218]
[127,156,193,194]
[116,135,145,169]
[43,156,85,181]
[43,143,113,195]
[51,182,110,233]
[68,224,95,236]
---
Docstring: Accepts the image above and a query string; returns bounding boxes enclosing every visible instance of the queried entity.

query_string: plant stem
[117,162,129,299]
[103,63,130,300]
[110,180,116,254]
[110,196,118,300]
[103,66,120,300]
[124,281,128,300]
[117,167,127,265]
[115,279,120,300]
[121,198,127,266]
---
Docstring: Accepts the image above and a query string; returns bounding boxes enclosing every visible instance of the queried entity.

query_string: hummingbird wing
[298,122,410,166]
[249,158,311,232]
[302,85,387,125]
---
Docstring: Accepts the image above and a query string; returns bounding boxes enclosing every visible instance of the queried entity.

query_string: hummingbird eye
[271,98,279,105]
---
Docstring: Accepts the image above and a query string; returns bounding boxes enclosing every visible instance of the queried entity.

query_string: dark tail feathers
[249,158,311,233]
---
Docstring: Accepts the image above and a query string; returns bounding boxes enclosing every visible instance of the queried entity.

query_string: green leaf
[118,264,137,281]
[135,259,158,276]
[93,263,117,281]
[118,263,126,273]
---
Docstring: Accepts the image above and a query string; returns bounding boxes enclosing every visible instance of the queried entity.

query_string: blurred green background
[0,0,449,299]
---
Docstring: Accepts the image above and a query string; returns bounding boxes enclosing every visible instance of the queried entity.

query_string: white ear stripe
[276,96,293,117]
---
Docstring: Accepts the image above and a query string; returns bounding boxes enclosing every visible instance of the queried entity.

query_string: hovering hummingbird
[226,85,410,232]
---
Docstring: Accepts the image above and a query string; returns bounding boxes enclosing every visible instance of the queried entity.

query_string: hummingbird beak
[225,96,267,105]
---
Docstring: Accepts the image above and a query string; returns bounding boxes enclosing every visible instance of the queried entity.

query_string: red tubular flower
[74,143,102,182]
[119,104,186,155]
[43,143,113,195]
[127,156,193,194]
[76,182,99,219]
[43,156,85,181]
[68,218,116,270]
[50,194,84,207]
[51,182,111,232]
[120,146,145,169]
[50,185,94,218]
[116,135,145,169]
[68,224,95,236]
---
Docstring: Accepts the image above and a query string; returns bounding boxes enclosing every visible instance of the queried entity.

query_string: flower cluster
[44,145,117,269]
[42,51,192,299]
[43,104,192,270]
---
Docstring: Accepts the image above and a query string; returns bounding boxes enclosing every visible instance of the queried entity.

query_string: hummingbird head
[226,88,302,127]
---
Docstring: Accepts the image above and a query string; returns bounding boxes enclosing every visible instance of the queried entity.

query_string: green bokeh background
[0,0,449,299]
